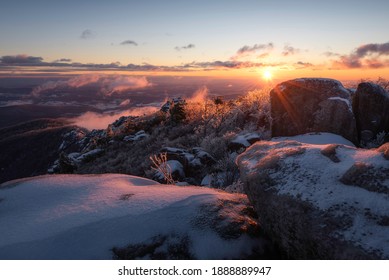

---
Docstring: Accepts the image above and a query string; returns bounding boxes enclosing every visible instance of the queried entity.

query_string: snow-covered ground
[0,174,263,260]
[272,132,355,146]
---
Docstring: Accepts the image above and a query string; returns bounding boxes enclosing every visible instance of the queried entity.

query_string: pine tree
[169,100,186,125]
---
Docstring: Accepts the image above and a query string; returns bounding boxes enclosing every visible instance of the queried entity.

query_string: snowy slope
[0,174,264,260]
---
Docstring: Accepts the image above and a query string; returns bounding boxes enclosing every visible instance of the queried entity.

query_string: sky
[1,0,389,81]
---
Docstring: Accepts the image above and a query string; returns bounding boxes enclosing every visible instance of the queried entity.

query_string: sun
[263,70,273,81]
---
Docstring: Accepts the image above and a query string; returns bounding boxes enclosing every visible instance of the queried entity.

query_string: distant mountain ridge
[0,119,87,183]
[0,104,102,129]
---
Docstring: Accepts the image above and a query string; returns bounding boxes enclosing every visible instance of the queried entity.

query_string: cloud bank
[3,41,389,75]
[0,55,43,64]
[32,74,151,96]
[0,54,280,72]
[184,60,279,69]
[70,106,159,130]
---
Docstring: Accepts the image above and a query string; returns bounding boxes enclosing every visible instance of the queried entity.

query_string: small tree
[169,100,187,125]
[213,96,224,105]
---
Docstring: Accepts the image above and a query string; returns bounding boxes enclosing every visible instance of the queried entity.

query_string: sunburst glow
[263,70,272,81]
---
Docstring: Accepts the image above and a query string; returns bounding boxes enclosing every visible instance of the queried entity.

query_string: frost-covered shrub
[74,86,272,189]
[213,153,240,187]
[186,99,234,137]
[233,88,271,132]
[200,134,230,159]
[169,100,187,125]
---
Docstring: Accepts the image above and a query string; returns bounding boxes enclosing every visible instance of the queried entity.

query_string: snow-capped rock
[156,147,217,185]
[228,132,262,152]
[271,78,358,145]
[160,147,214,170]
[123,130,149,142]
[48,149,104,173]
[160,147,196,165]
[191,147,216,165]
[58,128,87,151]
[236,138,389,259]
[76,148,104,162]
[160,97,185,113]
[0,174,271,260]
[77,129,107,152]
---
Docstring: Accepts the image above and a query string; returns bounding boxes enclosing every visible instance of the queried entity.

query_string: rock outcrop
[106,116,139,137]
[160,97,185,113]
[236,135,389,259]
[271,78,358,145]
[160,147,216,170]
[123,130,149,142]
[155,147,217,183]
[0,119,88,183]
[353,82,389,144]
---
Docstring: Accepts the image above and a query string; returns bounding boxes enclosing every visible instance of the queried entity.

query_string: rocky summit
[271,78,389,147]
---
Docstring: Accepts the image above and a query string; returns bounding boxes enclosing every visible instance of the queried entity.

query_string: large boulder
[353,82,389,144]
[271,78,358,145]
[236,136,389,259]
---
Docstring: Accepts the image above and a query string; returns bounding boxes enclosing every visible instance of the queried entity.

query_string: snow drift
[0,174,269,260]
